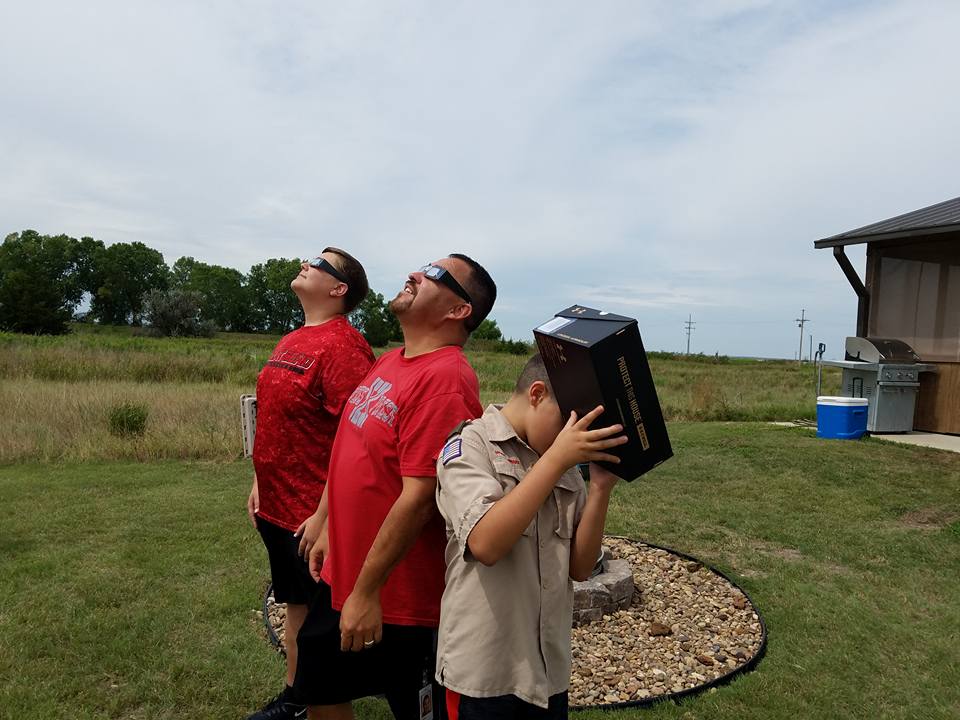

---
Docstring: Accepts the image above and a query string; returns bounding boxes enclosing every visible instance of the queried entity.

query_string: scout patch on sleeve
[440,438,463,465]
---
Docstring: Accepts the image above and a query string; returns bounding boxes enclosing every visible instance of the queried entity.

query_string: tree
[74,236,106,293]
[246,258,303,333]
[472,318,503,341]
[141,288,216,337]
[171,256,251,331]
[0,230,83,334]
[349,290,402,347]
[88,242,169,325]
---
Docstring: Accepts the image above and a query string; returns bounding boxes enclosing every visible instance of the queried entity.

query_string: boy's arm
[466,454,567,565]
[436,432,507,562]
[468,407,626,566]
[569,463,618,581]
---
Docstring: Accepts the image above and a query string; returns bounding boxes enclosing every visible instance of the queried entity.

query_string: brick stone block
[573,578,609,610]
[573,607,603,626]
[597,559,634,608]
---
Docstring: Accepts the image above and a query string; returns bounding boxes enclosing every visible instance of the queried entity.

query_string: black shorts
[446,690,568,720]
[293,581,443,719]
[256,515,318,606]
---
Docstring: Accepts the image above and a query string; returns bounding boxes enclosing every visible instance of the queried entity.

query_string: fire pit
[573,548,634,625]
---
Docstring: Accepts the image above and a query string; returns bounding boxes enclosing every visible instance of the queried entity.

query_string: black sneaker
[246,692,307,720]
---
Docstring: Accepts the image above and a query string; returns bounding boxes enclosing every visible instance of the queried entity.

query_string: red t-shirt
[253,316,374,531]
[321,345,482,627]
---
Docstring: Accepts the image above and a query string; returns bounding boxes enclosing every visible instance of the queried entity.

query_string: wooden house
[815,196,960,434]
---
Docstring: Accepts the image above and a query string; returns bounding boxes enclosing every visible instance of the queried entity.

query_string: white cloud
[1,0,957,357]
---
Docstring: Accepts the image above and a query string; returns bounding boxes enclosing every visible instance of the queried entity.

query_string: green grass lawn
[1,423,957,719]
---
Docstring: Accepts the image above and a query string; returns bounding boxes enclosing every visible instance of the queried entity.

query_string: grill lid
[844,337,920,364]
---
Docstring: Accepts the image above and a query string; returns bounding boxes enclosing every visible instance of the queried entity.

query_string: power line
[795,309,809,364]
[684,314,696,355]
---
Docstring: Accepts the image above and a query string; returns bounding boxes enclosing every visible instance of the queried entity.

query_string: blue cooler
[817,396,869,439]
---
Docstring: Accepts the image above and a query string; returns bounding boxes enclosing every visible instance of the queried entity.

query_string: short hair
[323,246,369,314]
[513,353,555,397]
[449,253,496,333]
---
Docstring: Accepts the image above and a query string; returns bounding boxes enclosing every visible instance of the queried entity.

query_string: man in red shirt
[295,254,497,720]
[246,248,375,720]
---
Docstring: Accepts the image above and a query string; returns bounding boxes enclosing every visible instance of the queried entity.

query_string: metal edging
[571,536,768,713]
[263,583,284,654]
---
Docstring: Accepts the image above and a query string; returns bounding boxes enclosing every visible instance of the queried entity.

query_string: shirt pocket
[492,457,536,536]
[554,486,579,539]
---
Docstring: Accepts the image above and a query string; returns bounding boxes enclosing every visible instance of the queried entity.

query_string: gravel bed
[569,537,763,707]
[260,536,764,709]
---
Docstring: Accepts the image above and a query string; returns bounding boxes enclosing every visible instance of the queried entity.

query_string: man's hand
[296,511,324,557]
[296,513,328,581]
[308,525,329,581]
[542,405,628,472]
[247,477,259,527]
[339,589,383,652]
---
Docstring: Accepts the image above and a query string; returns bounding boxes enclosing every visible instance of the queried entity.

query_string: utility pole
[796,309,809,364]
[809,334,813,363]
[684,314,696,355]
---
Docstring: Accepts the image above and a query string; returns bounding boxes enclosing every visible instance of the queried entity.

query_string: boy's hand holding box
[534,305,673,480]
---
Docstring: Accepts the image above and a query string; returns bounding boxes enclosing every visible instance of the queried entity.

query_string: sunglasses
[307,257,349,285]
[419,264,472,304]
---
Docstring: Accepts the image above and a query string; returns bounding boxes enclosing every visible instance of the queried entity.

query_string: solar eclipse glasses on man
[419,264,472,304]
[307,257,349,284]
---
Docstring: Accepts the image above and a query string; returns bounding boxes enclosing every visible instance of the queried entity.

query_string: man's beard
[388,291,412,316]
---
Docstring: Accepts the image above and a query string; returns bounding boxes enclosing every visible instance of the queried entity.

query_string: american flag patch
[440,438,463,466]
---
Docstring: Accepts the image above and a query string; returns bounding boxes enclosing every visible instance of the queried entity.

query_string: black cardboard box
[533,305,672,480]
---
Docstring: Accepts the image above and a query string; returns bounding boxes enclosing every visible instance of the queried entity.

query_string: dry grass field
[0,326,839,462]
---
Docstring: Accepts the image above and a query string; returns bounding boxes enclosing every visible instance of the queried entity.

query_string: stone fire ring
[258,536,767,712]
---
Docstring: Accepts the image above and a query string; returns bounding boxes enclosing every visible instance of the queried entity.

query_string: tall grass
[1,379,239,462]
[1,328,840,462]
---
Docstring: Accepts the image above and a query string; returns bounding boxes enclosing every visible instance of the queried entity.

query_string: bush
[142,288,216,338]
[472,318,502,341]
[108,403,149,437]
[498,338,532,355]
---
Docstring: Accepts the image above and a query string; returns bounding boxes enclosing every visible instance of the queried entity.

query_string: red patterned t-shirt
[321,345,482,627]
[253,316,374,531]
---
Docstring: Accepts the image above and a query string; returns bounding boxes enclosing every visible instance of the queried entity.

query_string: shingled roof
[814,195,960,248]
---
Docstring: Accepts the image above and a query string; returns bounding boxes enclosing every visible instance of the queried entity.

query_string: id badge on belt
[418,669,434,720]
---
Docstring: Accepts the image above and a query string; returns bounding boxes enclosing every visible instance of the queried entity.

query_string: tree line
[0,230,513,348]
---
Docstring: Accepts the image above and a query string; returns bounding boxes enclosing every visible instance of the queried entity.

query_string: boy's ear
[330,282,348,298]
[528,380,549,406]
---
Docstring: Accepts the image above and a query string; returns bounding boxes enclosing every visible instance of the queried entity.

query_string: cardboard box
[533,305,672,480]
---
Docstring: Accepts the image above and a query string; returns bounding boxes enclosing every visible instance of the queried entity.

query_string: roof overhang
[814,223,960,249]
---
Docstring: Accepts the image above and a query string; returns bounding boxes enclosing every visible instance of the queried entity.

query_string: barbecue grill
[821,337,936,433]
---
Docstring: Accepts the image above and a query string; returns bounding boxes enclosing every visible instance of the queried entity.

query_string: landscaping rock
[648,622,672,637]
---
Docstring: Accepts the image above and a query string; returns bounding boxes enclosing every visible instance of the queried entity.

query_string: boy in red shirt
[295,254,497,720]
[247,248,375,720]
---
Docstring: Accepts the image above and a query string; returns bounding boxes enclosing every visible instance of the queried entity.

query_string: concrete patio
[868,431,960,454]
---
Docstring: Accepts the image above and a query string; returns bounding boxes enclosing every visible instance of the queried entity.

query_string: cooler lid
[817,396,870,406]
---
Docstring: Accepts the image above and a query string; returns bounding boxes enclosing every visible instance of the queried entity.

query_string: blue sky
[1,1,958,358]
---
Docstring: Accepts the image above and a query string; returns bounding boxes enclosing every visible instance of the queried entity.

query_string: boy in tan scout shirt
[435,354,627,719]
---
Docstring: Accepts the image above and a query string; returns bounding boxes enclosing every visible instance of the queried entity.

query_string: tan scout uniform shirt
[435,404,586,708]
